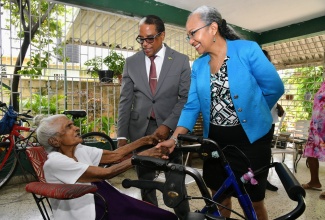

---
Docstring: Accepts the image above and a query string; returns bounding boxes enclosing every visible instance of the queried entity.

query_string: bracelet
[170,136,178,146]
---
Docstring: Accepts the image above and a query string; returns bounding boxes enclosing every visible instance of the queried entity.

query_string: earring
[213,37,216,42]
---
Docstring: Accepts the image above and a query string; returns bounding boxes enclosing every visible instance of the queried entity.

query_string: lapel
[199,55,211,109]
[136,52,152,97]
[156,45,174,94]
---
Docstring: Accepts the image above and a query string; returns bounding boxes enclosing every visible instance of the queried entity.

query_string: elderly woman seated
[36,114,176,220]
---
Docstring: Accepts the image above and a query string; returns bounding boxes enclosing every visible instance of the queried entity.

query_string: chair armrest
[25,182,97,199]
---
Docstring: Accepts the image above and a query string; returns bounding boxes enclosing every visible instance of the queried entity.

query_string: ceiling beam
[260,16,325,45]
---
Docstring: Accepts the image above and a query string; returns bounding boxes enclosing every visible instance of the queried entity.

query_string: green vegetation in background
[84,47,125,78]
[103,49,125,78]
[282,66,323,123]
[22,93,65,115]
[3,0,69,111]
[73,115,115,135]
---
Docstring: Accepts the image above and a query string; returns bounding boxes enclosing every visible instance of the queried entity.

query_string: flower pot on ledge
[98,70,114,83]
[285,94,294,100]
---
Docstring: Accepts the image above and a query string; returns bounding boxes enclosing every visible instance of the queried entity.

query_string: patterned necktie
[149,56,157,95]
[149,56,157,118]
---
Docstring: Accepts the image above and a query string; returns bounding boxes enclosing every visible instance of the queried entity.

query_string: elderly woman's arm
[76,146,168,182]
[99,135,159,164]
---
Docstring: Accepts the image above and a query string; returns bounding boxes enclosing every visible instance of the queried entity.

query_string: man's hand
[153,124,170,141]
[117,139,128,148]
[277,103,285,117]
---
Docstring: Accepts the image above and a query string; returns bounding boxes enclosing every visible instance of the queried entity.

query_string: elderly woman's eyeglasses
[186,23,211,42]
[136,32,162,44]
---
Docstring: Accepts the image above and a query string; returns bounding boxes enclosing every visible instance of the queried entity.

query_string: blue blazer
[178,40,284,143]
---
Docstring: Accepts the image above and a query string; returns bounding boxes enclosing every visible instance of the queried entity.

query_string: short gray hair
[36,114,66,153]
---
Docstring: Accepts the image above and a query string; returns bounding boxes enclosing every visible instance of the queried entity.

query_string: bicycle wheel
[81,132,115,151]
[0,142,17,188]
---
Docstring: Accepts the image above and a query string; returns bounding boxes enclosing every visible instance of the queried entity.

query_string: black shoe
[266,181,278,191]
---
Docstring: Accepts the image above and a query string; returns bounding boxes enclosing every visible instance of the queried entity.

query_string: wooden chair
[25,147,104,220]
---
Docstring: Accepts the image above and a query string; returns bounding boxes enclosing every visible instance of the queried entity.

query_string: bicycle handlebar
[0,101,34,120]
[0,102,6,108]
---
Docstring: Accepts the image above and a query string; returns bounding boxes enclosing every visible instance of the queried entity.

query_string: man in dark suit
[117,15,191,219]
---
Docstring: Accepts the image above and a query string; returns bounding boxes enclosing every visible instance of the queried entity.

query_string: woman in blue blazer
[157,5,284,220]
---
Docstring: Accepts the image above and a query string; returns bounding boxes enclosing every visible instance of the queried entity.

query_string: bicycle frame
[0,102,37,188]
[0,123,33,170]
[202,163,257,219]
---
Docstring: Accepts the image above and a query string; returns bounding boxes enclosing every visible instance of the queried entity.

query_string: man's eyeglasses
[136,32,162,44]
[186,23,211,42]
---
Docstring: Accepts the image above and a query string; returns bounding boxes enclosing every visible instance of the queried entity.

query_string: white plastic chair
[271,112,298,172]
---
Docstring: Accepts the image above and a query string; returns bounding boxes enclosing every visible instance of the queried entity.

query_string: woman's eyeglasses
[136,32,162,44]
[186,23,211,42]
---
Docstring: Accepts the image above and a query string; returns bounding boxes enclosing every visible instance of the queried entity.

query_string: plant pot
[98,70,114,83]
[116,74,122,84]
[285,94,294,100]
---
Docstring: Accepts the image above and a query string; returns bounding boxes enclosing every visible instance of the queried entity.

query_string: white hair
[36,114,66,153]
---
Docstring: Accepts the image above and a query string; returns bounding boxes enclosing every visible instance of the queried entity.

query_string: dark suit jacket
[117,44,191,141]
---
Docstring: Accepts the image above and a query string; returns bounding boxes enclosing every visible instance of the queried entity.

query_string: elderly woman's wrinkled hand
[140,134,160,146]
[140,146,169,158]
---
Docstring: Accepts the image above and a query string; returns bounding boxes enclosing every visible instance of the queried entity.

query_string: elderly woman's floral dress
[303,81,325,161]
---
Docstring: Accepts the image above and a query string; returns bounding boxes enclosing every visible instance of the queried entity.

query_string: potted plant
[103,49,125,83]
[84,56,114,83]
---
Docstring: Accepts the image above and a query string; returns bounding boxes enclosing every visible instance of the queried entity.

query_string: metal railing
[0,74,120,138]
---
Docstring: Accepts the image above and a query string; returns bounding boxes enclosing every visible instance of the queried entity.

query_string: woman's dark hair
[139,15,165,33]
[190,5,241,40]
[262,49,271,61]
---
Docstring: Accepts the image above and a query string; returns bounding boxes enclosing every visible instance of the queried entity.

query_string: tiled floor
[0,154,324,220]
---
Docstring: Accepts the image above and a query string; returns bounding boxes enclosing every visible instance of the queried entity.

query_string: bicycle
[0,101,39,188]
[122,134,306,220]
[0,105,115,189]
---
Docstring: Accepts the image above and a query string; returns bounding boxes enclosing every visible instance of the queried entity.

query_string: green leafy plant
[84,48,125,79]
[84,56,104,78]
[22,93,64,114]
[92,116,115,133]
[18,52,50,78]
[3,1,67,111]
[282,66,323,119]
[73,116,115,135]
[103,49,125,78]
